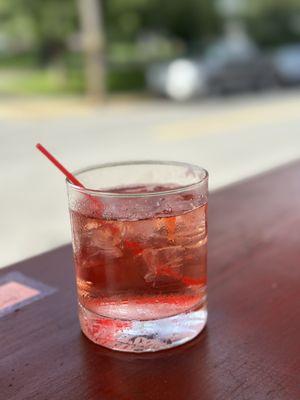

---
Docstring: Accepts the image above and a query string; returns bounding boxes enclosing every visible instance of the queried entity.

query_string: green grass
[0,52,146,95]
[108,67,145,92]
[0,69,77,95]
[0,67,146,96]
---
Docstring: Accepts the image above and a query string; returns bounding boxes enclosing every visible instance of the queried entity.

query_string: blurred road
[1,89,300,267]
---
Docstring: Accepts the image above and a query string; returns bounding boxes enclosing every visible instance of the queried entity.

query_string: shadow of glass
[78,327,216,400]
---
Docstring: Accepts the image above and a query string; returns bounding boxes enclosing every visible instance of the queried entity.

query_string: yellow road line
[156,98,300,141]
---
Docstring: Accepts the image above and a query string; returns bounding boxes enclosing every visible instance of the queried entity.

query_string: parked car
[203,39,276,95]
[272,44,300,85]
[146,35,276,100]
[146,58,207,101]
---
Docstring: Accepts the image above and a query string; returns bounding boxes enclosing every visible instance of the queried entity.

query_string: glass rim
[66,160,208,198]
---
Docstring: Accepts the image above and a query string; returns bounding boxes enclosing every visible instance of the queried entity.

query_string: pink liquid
[70,185,207,351]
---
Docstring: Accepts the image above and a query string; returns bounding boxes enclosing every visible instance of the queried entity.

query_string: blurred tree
[0,0,221,57]
[245,0,300,47]
[0,0,78,63]
[104,0,222,48]
[77,0,106,100]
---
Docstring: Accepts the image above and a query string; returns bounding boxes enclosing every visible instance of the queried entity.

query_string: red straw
[36,143,103,213]
[36,143,84,187]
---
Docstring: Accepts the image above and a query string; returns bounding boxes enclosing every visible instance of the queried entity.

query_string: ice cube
[142,246,184,283]
[125,218,169,248]
[82,220,123,259]
[174,206,206,246]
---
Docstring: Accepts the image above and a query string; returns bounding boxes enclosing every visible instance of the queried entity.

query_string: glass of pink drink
[67,161,208,352]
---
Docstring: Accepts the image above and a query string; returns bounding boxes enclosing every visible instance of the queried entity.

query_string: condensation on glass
[67,161,208,352]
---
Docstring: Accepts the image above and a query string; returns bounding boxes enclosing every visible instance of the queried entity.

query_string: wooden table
[1,162,300,400]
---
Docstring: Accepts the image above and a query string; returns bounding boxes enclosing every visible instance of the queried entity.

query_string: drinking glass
[67,161,208,352]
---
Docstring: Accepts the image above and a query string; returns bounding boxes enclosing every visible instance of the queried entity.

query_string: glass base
[78,302,207,353]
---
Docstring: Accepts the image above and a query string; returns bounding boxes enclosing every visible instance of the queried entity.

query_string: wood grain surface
[1,161,300,400]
